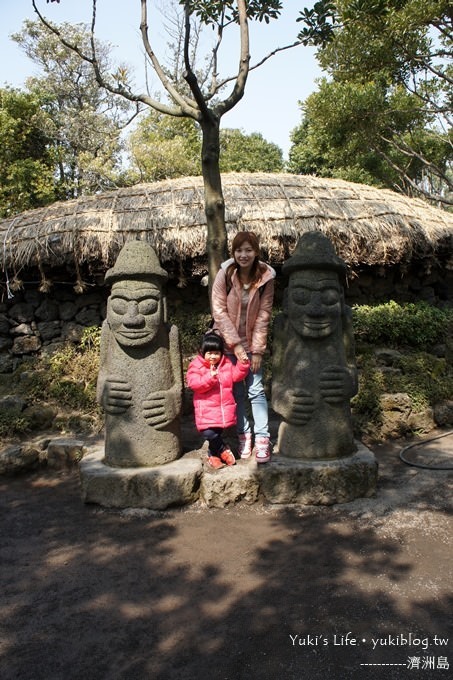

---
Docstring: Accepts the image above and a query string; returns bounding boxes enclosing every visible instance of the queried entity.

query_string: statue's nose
[123,301,144,326]
[306,292,324,315]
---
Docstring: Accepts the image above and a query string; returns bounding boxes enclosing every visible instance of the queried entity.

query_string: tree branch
[32,0,191,117]
[181,0,208,118]
[375,143,452,206]
[214,39,302,94]
[380,132,453,191]
[216,0,250,117]
[140,0,199,117]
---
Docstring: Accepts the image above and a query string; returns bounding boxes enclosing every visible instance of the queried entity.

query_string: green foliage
[0,413,30,439]
[0,87,56,217]
[183,1,283,25]
[127,112,202,182]
[219,129,284,173]
[352,347,452,439]
[127,113,284,181]
[11,20,132,200]
[170,307,213,361]
[294,0,452,202]
[352,300,453,349]
[27,333,100,414]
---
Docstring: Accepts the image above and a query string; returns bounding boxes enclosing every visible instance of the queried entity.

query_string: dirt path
[1,433,452,680]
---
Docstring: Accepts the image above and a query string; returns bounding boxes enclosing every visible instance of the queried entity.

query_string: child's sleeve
[186,362,217,393]
[231,358,251,383]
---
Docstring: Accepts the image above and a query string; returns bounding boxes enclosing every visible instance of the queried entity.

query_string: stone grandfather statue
[97,240,183,467]
[272,231,358,460]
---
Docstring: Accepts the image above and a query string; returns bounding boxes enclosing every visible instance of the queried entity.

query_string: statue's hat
[104,240,168,284]
[282,231,347,278]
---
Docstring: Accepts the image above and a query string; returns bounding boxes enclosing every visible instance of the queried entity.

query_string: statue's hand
[103,376,132,414]
[143,389,179,429]
[320,366,352,404]
[287,388,316,425]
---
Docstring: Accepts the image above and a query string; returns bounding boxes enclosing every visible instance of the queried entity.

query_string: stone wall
[0,260,451,373]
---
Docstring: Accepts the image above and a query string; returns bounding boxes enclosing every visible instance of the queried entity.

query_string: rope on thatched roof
[1,174,452,279]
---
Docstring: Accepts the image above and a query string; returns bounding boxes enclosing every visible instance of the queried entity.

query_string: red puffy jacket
[186,353,250,431]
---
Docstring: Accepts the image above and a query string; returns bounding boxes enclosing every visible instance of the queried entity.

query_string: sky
[0,0,322,158]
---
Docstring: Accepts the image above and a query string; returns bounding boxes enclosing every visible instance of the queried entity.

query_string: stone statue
[272,232,358,459]
[97,240,183,467]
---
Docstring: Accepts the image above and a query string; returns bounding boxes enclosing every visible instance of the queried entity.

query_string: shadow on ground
[1,433,452,680]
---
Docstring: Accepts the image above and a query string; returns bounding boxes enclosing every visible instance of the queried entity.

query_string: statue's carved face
[288,270,342,338]
[107,280,162,347]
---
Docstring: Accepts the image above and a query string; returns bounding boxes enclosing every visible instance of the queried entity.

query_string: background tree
[127,112,202,182]
[32,0,302,283]
[13,19,138,199]
[126,112,283,182]
[287,78,449,194]
[0,87,55,217]
[295,0,452,205]
[219,129,283,172]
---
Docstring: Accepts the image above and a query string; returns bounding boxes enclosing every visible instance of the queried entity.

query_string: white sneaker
[238,433,253,459]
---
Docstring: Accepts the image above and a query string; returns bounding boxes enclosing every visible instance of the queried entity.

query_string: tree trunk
[200,114,228,288]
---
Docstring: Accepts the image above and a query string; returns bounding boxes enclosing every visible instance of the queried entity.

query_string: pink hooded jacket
[186,353,250,431]
[211,259,276,356]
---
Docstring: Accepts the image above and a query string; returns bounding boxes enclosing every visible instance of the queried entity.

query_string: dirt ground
[1,424,452,680]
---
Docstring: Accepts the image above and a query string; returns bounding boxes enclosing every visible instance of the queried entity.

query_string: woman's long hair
[226,231,266,288]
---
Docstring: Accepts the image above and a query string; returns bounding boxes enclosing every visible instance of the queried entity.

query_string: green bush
[25,327,101,416]
[352,300,453,349]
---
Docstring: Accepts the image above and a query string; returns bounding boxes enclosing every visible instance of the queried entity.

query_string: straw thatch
[1,173,452,282]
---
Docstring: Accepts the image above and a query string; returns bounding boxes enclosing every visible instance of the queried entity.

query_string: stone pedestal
[79,446,202,510]
[257,442,378,505]
[79,441,377,510]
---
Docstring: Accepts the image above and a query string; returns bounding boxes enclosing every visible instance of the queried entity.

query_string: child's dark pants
[200,427,225,456]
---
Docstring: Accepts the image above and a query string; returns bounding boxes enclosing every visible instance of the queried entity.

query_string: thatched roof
[1,173,452,282]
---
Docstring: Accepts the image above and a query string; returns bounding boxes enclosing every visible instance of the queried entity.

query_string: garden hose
[399,430,453,470]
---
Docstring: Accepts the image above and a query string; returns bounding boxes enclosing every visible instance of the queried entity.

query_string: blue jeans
[231,353,269,438]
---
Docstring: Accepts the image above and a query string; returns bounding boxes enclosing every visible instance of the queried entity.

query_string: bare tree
[33,0,303,283]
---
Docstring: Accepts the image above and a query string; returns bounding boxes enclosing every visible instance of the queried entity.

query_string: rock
[12,336,41,355]
[0,337,13,351]
[46,438,86,469]
[0,353,14,373]
[21,404,57,431]
[407,408,435,434]
[258,444,378,505]
[0,395,27,414]
[380,392,412,414]
[35,299,59,322]
[37,321,61,341]
[374,348,403,366]
[61,322,85,343]
[75,307,101,326]
[0,444,40,475]
[200,461,260,507]
[59,301,77,321]
[79,447,202,509]
[8,303,35,324]
[0,314,11,334]
[434,400,453,427]
[10,323,34,336]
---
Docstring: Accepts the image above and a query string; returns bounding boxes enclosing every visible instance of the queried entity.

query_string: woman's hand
[251,354,262,373]
[234,344,248,363]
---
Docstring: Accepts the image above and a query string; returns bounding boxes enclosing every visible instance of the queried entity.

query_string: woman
[211,231,275,463]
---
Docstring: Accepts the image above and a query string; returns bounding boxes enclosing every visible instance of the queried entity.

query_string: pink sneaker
[254,436,271,464]
[238,433,253,459]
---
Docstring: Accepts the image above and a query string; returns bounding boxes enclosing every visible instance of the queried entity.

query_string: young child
[186,331,250,469]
